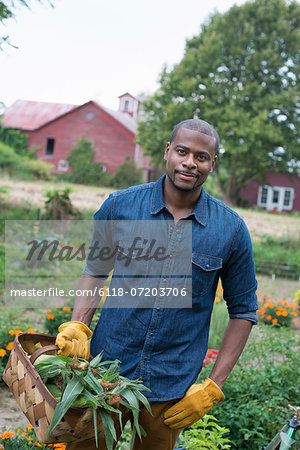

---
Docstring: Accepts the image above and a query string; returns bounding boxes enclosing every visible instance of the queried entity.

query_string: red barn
[2,94,153,180]
[240,172,300,212]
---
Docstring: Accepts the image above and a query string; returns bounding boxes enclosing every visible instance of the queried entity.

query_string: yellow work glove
[164,378,224,429]
[55,321,92,360]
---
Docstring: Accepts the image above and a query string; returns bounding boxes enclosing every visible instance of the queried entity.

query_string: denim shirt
[86,175,258,401]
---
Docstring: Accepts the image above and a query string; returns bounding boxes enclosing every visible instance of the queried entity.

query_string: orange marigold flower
[268,304,274,308]
[22,430,27,437]
[63,307,71,311]
[6,342,13,351]
[276,311,281,316]
[0,431,15,439]
[215,297,221,303]
[266,315,272,320]
[282,311,288,317]
[93,317,97,321]
[272,318,278,324]
[292,311,298,317]
[27,424,33,430]
[47,314,54,320]
[293,319,297,324]
[27,328,36,333]
[0,349,7,357]
[27,436,33,441]
[46,309,51,313]
[14,330,22,335]
[8,329,14,336]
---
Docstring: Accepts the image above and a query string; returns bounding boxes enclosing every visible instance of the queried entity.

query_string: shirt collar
[151,174,207,226]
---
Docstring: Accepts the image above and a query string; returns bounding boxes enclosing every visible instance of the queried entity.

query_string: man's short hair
[169,119,220,155]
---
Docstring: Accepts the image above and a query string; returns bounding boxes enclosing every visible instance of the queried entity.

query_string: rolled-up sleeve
[221,218,258,316]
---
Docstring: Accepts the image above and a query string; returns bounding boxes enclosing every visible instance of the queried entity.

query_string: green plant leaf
[47,375,84,438]
[98,409,116,450]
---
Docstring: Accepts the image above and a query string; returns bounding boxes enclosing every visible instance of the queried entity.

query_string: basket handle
[30,344,59,364]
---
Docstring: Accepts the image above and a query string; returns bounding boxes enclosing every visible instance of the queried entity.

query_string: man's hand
[163,378,224,429]
[55,321,92,359]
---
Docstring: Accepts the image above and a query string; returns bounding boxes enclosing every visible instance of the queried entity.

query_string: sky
[1,0,247,111]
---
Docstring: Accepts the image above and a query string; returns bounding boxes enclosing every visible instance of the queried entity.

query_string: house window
[124,100,130,112]
[260,187,268,204]
[45,138,55,156]
[58,160,69,172]
[283,189,293,208]
[258,185,294,211]
[272,189,279,204]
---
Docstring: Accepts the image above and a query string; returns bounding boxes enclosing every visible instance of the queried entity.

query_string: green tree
[67,136,104,185]
[137,0,300,205]
[0,0,53,50]
[112,156,143,189]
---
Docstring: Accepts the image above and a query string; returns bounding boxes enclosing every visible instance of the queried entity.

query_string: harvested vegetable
[34,353,151,449]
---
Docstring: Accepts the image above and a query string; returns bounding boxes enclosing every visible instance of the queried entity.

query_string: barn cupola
[118,92,140,119]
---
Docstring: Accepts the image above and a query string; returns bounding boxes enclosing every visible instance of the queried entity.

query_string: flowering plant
[0,424,65,449]
[257,293,298,327]
[0,327,36,380]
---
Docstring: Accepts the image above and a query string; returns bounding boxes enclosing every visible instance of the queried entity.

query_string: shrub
[67,136,104,185]
[176,415,231,449]
[0,424,65,449]
[0,141,53,180]
[0,311,37,381]
[22,159,54,180]
[112,156,143,189]
[199,325,300,449]
[257,293,298,328]
[0,125,31,158]
[43,298,102,335]
[43,187,77,220]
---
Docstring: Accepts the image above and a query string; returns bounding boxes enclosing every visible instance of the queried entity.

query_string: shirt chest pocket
[113,240,150,288]
[186,254,223,297]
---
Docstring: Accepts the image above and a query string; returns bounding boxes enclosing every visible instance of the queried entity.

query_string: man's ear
[210,155,218,173]
[164,142,170,161]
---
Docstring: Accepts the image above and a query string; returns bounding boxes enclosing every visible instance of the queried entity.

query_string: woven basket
[2,332,127,445]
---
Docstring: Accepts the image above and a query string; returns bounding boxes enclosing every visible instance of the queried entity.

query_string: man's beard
[167,172,203,192]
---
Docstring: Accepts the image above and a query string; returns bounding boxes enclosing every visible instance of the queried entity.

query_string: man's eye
[197,155,207,160]
[177,149,186,155]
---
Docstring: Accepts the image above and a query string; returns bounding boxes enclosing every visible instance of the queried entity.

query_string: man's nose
[183,154,197,169]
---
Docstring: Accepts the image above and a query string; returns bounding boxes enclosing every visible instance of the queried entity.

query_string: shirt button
[150,332,154,336]
[163,278,167,282]
[206,264,210,269]
[144,356,148,360]
[156,307,161,311]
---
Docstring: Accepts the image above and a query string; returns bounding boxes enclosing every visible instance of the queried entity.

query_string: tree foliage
[67,136,104,186]
[0,0,52,50]
[137,0,300,205]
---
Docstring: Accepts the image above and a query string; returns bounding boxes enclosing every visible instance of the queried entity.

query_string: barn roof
[2,100,78,131]
[2,99,137,134]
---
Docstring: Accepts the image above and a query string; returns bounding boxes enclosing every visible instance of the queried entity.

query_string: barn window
[58,160,69,172]
[45,138,55,156]
[124,100,130,112]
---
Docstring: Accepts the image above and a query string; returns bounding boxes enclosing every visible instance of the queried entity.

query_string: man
[56,119,258,450]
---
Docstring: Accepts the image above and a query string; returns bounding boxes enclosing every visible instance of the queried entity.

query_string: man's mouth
[176,171,197,180]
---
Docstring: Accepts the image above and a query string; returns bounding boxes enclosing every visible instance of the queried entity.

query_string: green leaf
[93,407,98,448]
[47,375,84,438]
[83,370,104,397]
[133,390,152,415]
[98,409,116,450]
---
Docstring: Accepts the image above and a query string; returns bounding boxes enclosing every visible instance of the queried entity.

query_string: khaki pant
[66,400,182,450]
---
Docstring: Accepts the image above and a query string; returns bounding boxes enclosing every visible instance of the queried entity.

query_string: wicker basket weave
[2,332,126,446]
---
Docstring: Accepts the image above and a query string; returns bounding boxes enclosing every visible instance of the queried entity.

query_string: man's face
[164,127,218,192]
